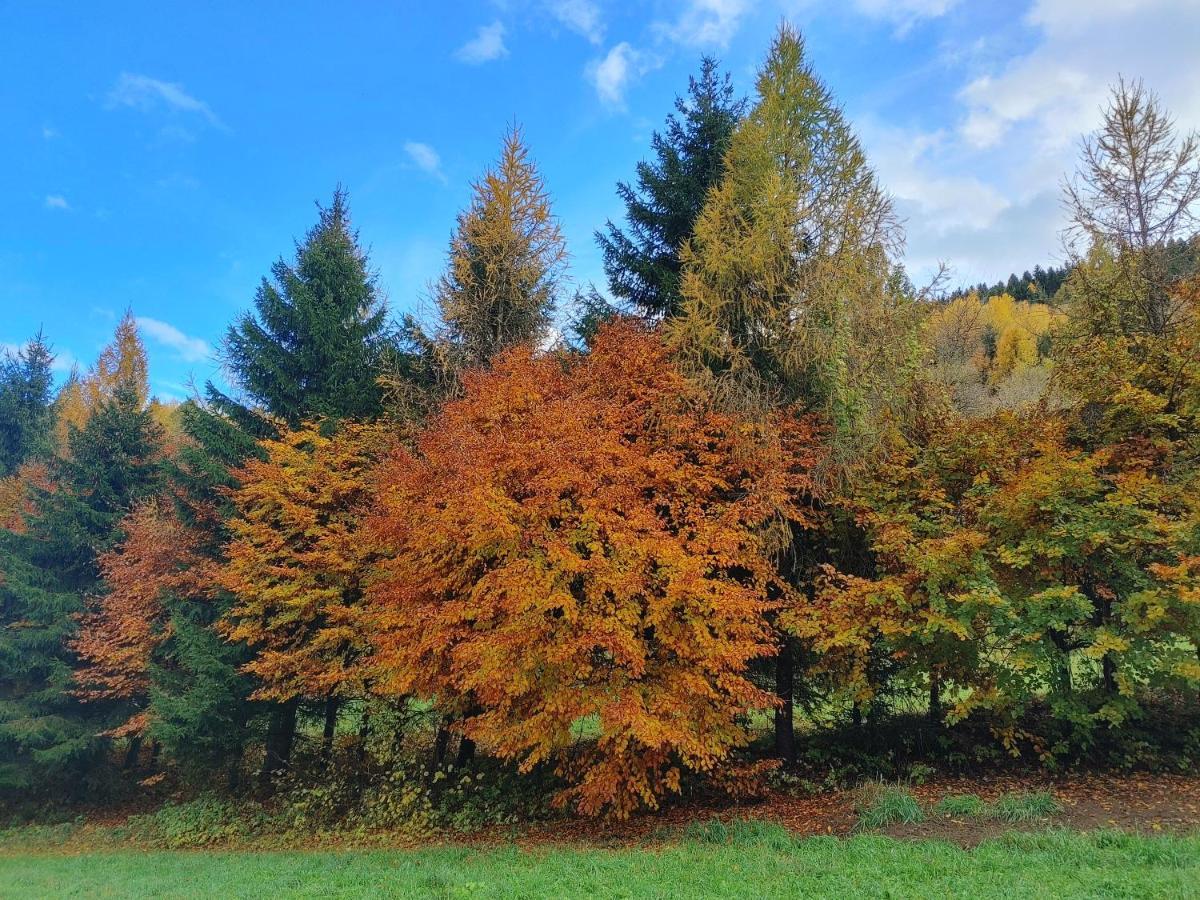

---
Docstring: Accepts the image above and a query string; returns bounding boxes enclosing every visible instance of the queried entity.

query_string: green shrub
[987,791,1062,823]
[934,793,987,817]
[855,784,924,830]
[124,797,269,849]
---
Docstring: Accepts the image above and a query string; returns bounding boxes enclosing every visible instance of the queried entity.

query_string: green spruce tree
[144,401,261,787]
[597,57,744,319]
[0,331,57,476]
[0,380,161,794]
[210,187,389,431]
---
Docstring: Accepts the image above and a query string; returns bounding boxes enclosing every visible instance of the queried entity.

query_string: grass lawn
[2,826,1198,899]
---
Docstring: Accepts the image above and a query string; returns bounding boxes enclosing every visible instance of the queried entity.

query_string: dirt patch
[882,772,1200,846]
[498,772,1200,850]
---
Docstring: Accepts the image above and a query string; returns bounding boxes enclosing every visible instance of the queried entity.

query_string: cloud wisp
[547,0,604,44]
[106,73,226,130]
[586,42,660,109]
[404,141,447,183]
[455,21,509,64]
[137,316,212,363]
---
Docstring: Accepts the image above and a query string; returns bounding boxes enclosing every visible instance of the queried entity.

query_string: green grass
[855,784,924,829]
[988,791,1062,823]
[935,793,989,817]
[1,827,1198,898]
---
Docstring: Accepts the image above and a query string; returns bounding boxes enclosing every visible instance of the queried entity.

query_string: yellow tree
[220,421,389,772]
[88,310,150,409]
[395,127,568,413]
[665,22,918,761]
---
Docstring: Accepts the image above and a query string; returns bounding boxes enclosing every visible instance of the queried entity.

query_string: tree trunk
[432,717,452,769]
[320,695,340,767]
[227,746,243,793]
[774,638,795,764]
[928,670,942,725]
[1102,655,1117,695]
[122,735,143,771]
[258,698,299,790]
[454,734,476,768]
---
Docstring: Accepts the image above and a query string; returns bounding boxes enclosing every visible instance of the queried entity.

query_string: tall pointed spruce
[597,57,745,319]
[211,187,388,431]
[0,355,161,793]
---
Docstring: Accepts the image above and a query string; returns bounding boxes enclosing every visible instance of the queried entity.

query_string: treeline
[2,27,1200,820]
[946,265,1072,304]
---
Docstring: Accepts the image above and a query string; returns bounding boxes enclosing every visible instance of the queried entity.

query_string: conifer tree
[669,24,908,443]
[87,311,150,410]
[407,127,566,386]
[145,402,260,784]
[667,24,915,762]
[597,57,745,319]
[0,377,161,793]
[211,188,388,430]
[0,331,56,476]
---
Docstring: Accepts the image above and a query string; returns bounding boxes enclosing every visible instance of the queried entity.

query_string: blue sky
[4,0,1198,401]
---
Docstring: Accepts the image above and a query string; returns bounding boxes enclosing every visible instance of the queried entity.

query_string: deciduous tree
[365,320,820,816]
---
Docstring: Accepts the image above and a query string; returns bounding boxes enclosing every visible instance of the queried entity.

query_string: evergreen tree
[0,331,56,476]
[144,401,260,785]
[597,57,745,319]
[210,188,388,430]
[0,381,161,793]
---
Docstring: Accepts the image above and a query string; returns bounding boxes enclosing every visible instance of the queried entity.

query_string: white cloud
[956,0,1200,155]
[586,42,658,109]
[851,0,1200,287]
[850,0,958,34]
[546,0,604,44]
[455,21,508,64]
[136,316,211,363]
[44,194,70,211]
[41,125,59,140]
[404,141,447,182]
[106,73,225,129]
[654,0,751,48]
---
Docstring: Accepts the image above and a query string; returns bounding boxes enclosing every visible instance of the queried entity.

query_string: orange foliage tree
[220,422,388,707]
[71,500,213,736]
[364,320,821,816]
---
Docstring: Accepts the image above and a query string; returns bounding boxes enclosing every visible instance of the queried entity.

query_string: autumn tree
[70,501,213,762]
[397,127,567,412]
[221,421,388,780]
[1065,78,1200,337]
[669,24,910,444]
[87,311,150,410]
[365,320,820,816]
[666,23,917,760]
[597,57,745,319]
